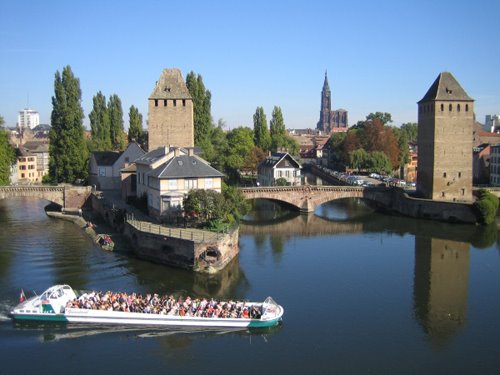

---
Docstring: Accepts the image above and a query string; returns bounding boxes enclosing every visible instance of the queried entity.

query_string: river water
[1,196,500,374]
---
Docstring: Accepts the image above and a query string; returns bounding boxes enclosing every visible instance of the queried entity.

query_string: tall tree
[108,94,125,150]
[366,112,393,125]
[253,107,271,152]
[400,122,418,143]
[128,105,144,144]
[226,126,255,172]
[186,72,212,147]
[89,91,111,151]
[49,66,88,183]
[0,115,16,185]
[270,106,286,152]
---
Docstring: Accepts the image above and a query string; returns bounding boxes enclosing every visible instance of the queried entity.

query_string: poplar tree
[270,106,286,152]
[108,94,125,150]
[89,91,111,151]
[49,66,88,183]
[186,71,213,147]
[128,105,143,143]
[0,115,16,185]
[253,107,271,152]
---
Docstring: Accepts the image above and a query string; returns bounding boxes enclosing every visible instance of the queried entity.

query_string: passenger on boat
[66,290,263,319]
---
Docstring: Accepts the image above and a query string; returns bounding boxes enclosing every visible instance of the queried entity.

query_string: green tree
[366,112,393,125]
[270,106,286,152]
[474,189,499,225]
[366,151,392,174]
[49,65,88,183]
[226,126,255,171]
[392,126,410,168]
[253,107,271,152]
[400,122,418,143]
[200,119,228,172]
[89,91,111,151]
[128,105,144,144]
[0,115,16,185]
[349,148,368,172]
[186,72,212,147]
[108,94,125,150]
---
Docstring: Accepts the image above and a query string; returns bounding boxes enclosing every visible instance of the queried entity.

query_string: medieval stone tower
[417,72,474,201]
[148,68,194,151]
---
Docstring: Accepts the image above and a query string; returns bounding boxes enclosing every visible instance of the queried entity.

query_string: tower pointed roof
[322,70,330,92]
[149,68,192,100]
[418,72,473,103]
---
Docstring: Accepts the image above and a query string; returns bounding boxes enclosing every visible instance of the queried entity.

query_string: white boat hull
[11,285,284,329]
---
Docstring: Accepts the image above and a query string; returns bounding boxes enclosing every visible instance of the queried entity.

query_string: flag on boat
[19,289,26,303]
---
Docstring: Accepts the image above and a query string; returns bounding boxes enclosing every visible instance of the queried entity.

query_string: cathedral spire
[323,70,330,91]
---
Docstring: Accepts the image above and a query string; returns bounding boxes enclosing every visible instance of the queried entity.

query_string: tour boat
[10,285,284,329]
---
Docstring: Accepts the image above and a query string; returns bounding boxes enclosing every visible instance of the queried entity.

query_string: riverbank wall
[90,193,239,273]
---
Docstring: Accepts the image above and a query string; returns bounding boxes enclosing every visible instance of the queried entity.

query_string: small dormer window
[164,87,171,92]
[177,160,183,166]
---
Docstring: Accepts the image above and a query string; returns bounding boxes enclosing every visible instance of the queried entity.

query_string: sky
[1,0,499,131]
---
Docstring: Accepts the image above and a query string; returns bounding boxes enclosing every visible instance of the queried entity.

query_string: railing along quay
[125,214,222,243]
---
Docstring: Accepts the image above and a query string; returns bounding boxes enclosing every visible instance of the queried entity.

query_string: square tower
[148,68,194,151]
[417,72,474,201]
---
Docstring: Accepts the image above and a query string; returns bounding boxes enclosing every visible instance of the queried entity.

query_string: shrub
[474,189,499,225]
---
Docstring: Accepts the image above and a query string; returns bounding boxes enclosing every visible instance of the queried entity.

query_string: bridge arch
[240,186,392,213]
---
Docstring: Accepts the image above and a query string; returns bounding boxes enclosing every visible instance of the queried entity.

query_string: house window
[98,167,106,177]
[21,173,25,178]
[205,178,213,189]
[185,179,197,189]
[168,179,177,190]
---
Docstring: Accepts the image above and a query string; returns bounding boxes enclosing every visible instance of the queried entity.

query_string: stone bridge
[0,185,93,210]
[239,185,393,213]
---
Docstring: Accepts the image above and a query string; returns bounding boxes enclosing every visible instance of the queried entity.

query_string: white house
[88,142,145,190]
[257,152,302,186]
[135,146,224,219]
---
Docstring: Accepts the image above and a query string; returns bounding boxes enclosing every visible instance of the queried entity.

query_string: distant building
[18,108,40,130]
[489,144,500,186]
[17,149,37,183]
[416,72,473,201]
[472,144,491,185]
[257,152,302,186]
[485,114,500,133]
[22,141,49,181]
[148,68,194,151]
[316,72,348,133]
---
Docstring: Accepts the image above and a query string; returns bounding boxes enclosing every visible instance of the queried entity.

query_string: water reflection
[243,199,497,347]
[414,237,469,346]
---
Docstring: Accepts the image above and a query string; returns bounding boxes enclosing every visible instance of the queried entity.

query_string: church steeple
[318,71,332,132]
[323,70,330,92]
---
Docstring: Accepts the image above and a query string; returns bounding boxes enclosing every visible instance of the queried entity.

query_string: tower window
[449,104,452,111]
[164,100,167,107]
[154,99,158,107]
[443,172,447,178]
[174,100,177,107]
[458,172,461,178]
[441,104,444,111]
[182,99,186,107]
[457,104,460,112]
[466,104,469,112]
